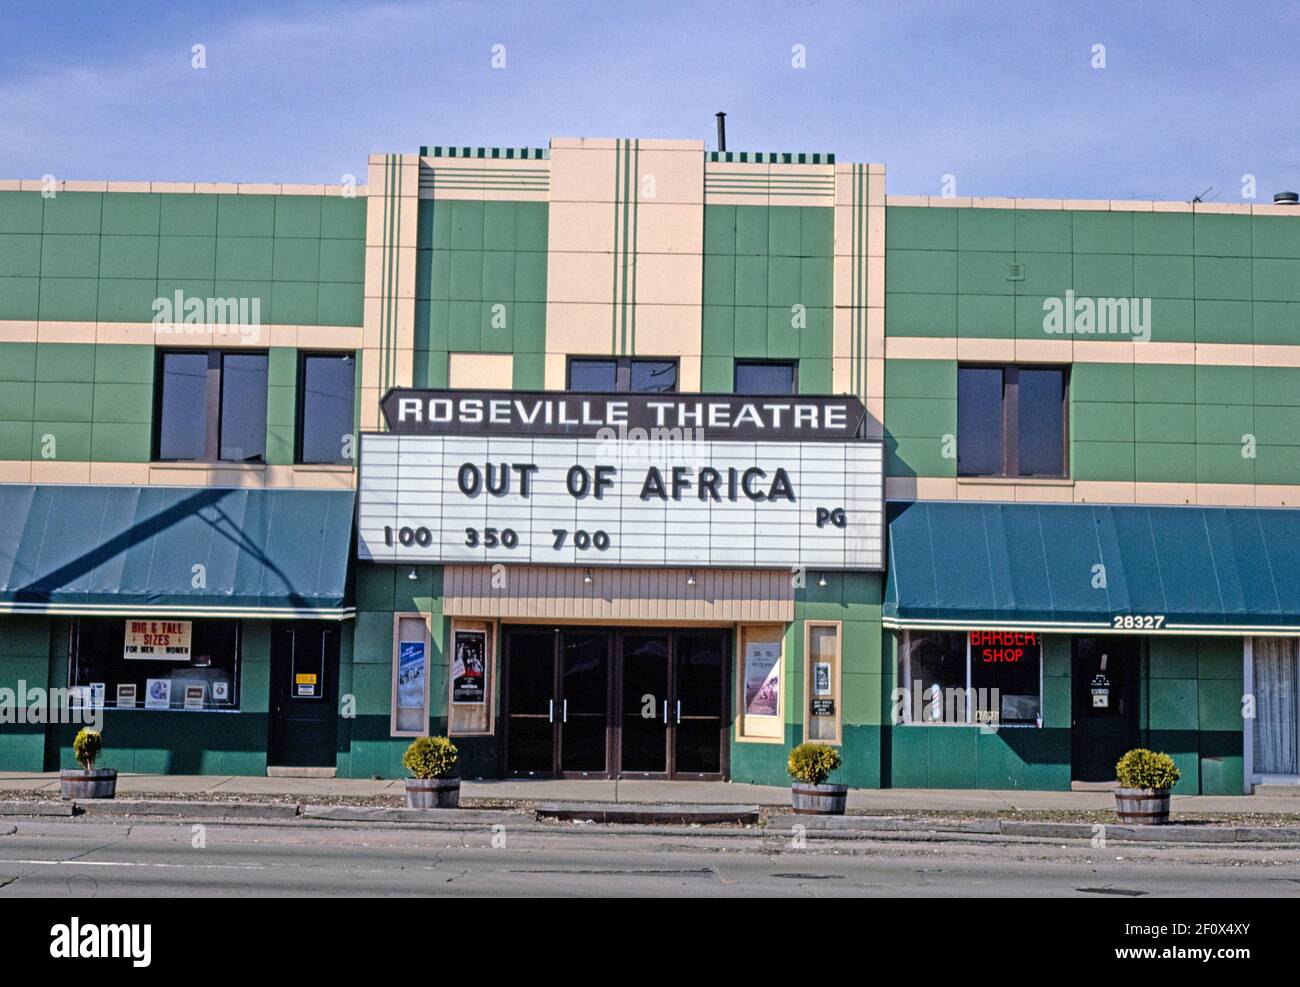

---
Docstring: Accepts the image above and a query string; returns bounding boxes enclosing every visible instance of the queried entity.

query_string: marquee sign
[380,389,868,441]
[358,390,884,571]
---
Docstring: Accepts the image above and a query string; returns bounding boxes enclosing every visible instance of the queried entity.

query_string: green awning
[884,500,1300,635]
[0,486,355,618]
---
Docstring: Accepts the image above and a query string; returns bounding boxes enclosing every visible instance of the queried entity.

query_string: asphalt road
[2,819,1299,896]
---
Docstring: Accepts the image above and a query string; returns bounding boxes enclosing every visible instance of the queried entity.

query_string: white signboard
[358,433,884,570]
[123,620,192,660]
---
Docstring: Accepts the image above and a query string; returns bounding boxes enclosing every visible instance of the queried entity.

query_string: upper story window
[567,357,678,393]
[734,360,797,395]
[957,364,1067,478]
[297,352,356,465]
[155,350,267,463]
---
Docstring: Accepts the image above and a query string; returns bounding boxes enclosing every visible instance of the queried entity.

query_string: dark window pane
[1017,368,1065,476]
[630,359,676,392]
[969,631,1042,726]
[902,632,967,723]
[219,353,267,462]
[157,352,208,460]
[958,367,1004,476]
[299,354,355,464]
[734,362,795,395]
[569,359,616,391]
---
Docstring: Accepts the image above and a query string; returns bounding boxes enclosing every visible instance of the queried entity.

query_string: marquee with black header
[358,389,885,570]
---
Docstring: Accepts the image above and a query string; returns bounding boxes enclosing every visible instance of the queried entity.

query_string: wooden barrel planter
[791,782,848,815]
[59,768,117,800]
[405,777,461,809]
[1114,787,1171,825]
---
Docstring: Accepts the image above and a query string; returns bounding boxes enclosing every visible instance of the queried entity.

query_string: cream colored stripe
[0,321,362,349]
[882,336,1300,369]
[0,461,355,488]
[0,179,366,196]
[883,194,1297,216]
[884,476,1300,509]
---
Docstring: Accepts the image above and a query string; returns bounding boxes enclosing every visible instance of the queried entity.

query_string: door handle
[562,699,568,723]
[548,699,554,723]
[662,700,668,724]
[676,700,682,724]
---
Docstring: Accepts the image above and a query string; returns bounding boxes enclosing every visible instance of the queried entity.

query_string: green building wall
[702,204,834,392]
[0,190,366,327]
[883,205,1300,486]
[414,199,549,389]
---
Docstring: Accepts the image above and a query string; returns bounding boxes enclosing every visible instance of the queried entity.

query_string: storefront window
[69,618,240,711]
[899,630,1042,727]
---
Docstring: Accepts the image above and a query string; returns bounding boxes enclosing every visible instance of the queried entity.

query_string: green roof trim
[707,151,835,164]
[420,146,549,160]
[0,486,355,618]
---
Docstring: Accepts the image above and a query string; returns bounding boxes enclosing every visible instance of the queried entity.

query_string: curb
[73,799,301,820]
[0,801,75,817]
[536,802,762,825]
[768,814,1300,844]
[300,804,525,826]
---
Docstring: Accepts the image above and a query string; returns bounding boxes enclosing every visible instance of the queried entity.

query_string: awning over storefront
[883,500,1300,635]
[0,485,355,619]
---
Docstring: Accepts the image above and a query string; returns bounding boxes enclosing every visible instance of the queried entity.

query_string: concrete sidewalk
[2,771,1298,815]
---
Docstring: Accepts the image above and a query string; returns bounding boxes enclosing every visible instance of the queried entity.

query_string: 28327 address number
[1111,614,1166,629]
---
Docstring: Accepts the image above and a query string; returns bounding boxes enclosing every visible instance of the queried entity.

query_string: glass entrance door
[505,625,726,780]
[559,630,611,775]
[673,630,727,778]
[504,628,556,775]
[620,632,671,774]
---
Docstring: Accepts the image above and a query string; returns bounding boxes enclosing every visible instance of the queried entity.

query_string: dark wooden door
[1071,635,1140,782]
[268,623,340,768]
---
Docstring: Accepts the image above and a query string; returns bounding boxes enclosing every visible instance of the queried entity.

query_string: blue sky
[2,0,1297,200]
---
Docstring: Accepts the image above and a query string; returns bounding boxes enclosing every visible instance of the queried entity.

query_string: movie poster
[397,641,426,710]
[451,630,486,705]
[744,642,780,717]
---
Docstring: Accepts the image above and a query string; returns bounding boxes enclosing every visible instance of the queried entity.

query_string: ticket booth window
[804,621,841,744]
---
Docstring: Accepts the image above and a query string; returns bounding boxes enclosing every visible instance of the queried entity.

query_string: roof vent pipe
[715,112,726,153]
[1275,191,1299,205]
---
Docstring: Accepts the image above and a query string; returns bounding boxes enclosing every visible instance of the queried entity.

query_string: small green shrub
[1116,748,1180,790]
[73,728,103,771]
[787,742,842,786]
[402,736,458,780]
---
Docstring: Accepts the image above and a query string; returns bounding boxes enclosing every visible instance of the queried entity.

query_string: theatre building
[0,137,1298,794]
